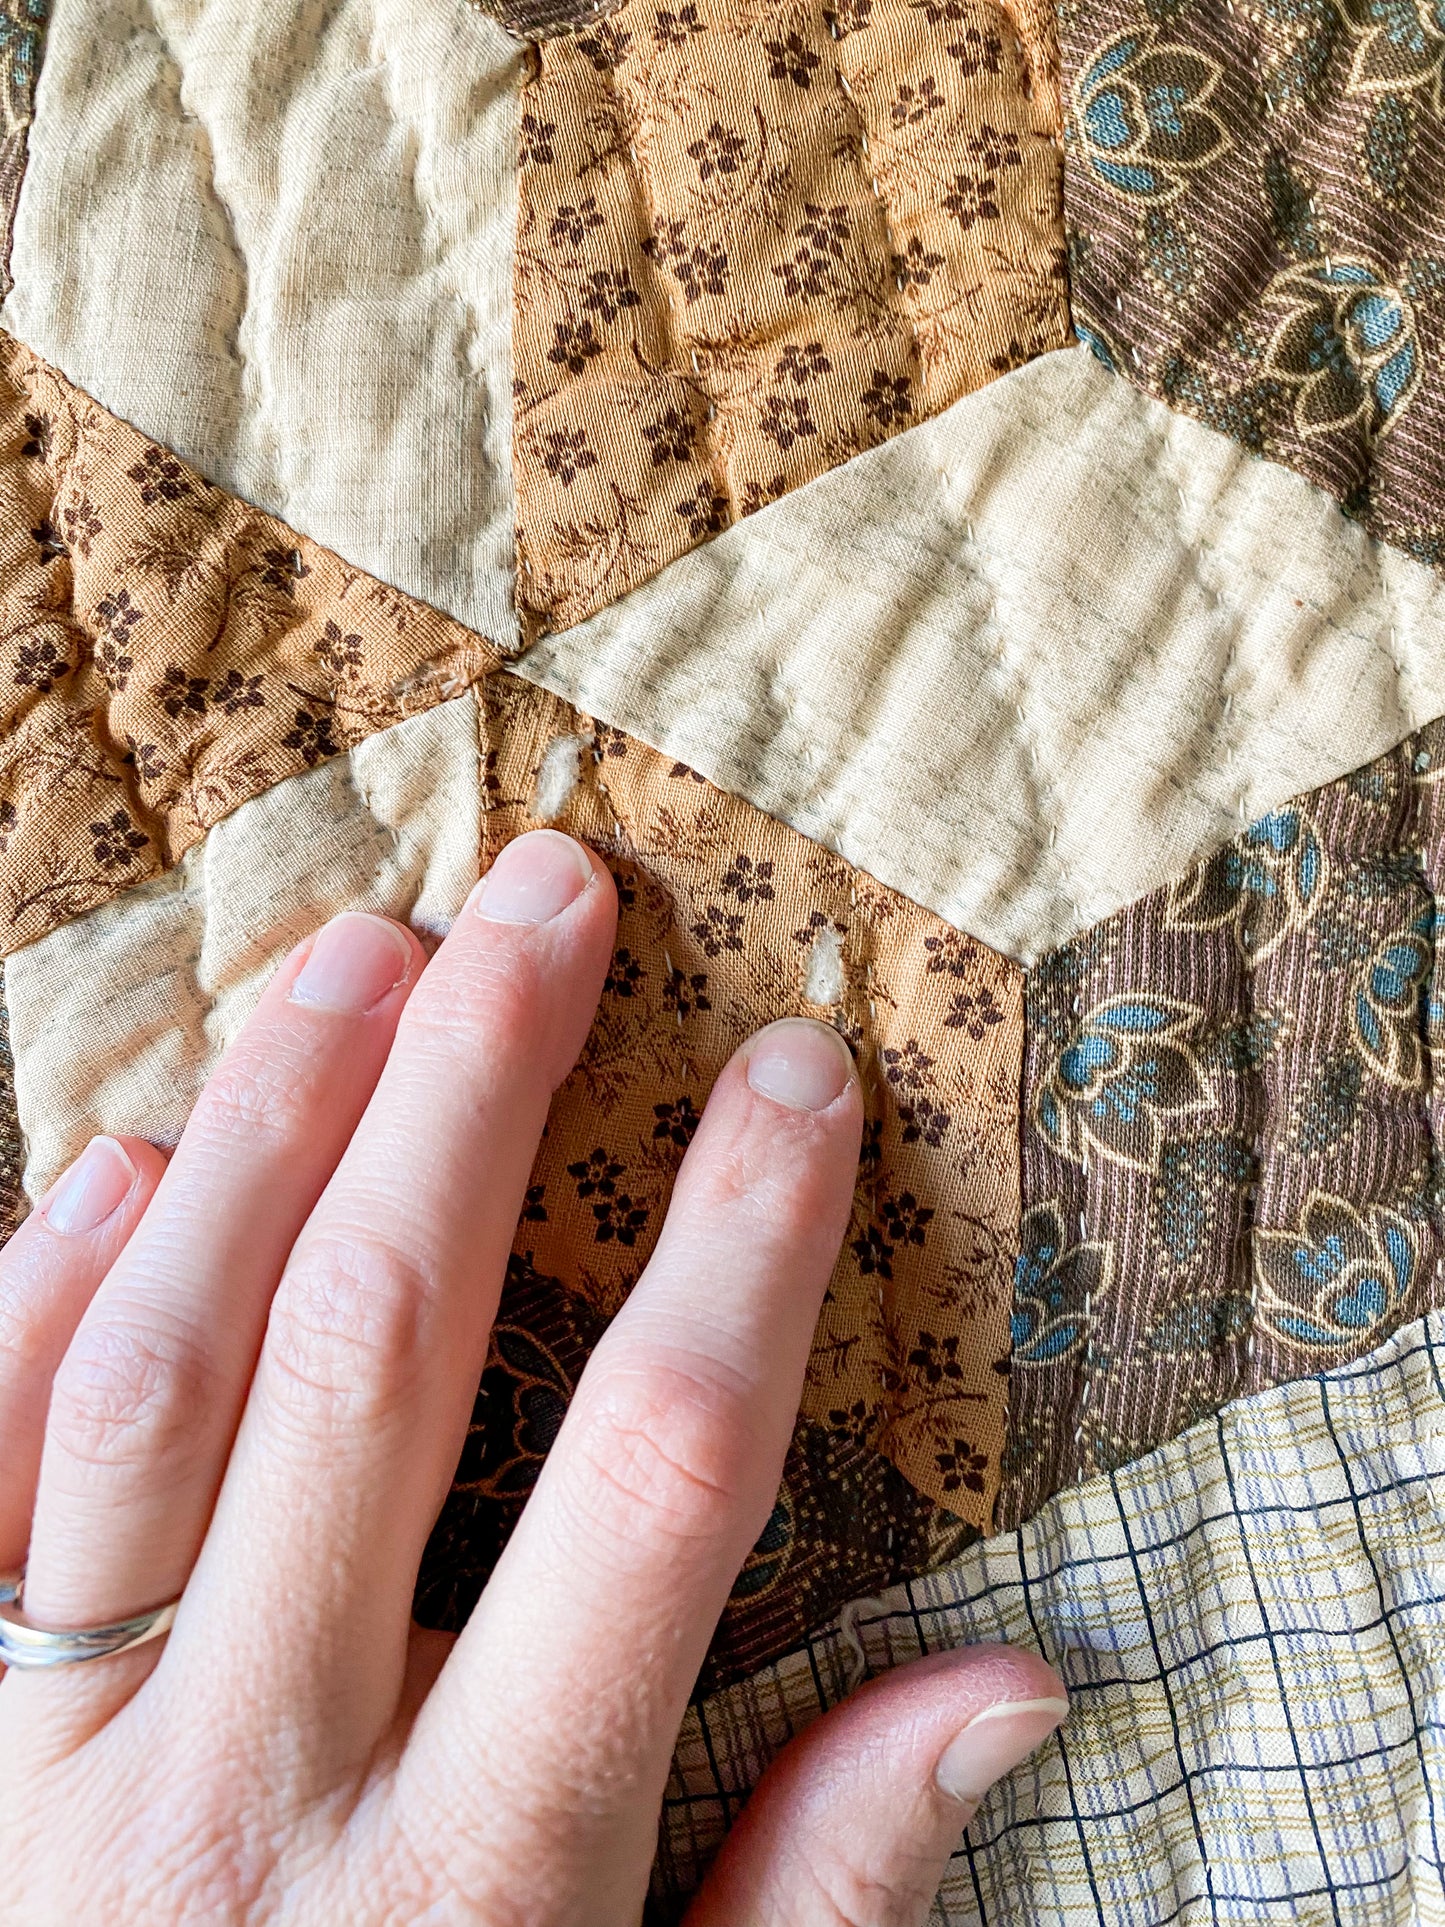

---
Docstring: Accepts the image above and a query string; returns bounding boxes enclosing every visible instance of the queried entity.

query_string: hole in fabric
[803,922,846,1006]
[468,0,623,42]
[531,732,590,821]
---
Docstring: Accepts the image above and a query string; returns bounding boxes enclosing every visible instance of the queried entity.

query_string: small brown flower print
[758,393,817,451]
[591,1192,650,1245]
[31,516,65,562]
[824,0,872,34]
[61,494,102,559]
[582,267,642,325]
[653,1095,701,1148]
[568,1148,623,1199]
[943,174,1002,230]
[766,31,821,87]
[547,316,604,371]
[213,668,266,714]
[126,444,193,505]
[604,947,646,997]
[644,222,730,302]
[884,1192,935,1248]
[988,339,1033,375]
[315,619,364,678]
[969,124,1022,172]
[721,851,775,903]
[862,370,913,428]
[95,585,143,646]
[675,482,730,537]
[549,196,605,249]
[739,474,787,514]
[691,905,745,955]
[0,799,15,851]
[280,704,339,766]
[908,1330,962,1383]
[539,428,598,487]
[90,808,148,871]
[643,407,697,466]
[924,931,973,976]
[124,736,165,783]
[669,760,709,782]
[687,120,746,181]
[575,21,632,66]
[521,112,556,165]
[95,636,133,690]
[858,1114,884,1176]
[936,1436,988,1495]
[21,411,51,460]
[14,636,70,691]
[892,237,945,290]
[946,25,1002,71]
[654,0,704,41]
[851,1223,894,1279]
[775,341,832,386]
[899,1095,952,1146]
[945,987,1005,1037]
[521,1183,548,1223]
[156,664,209,718]
[666,965,712,1016]
[259,547,309,597]
[892,76,945,124]
[799,202,850,259]
[594,724,630,758]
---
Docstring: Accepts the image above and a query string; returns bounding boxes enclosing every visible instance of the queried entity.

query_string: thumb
[683,1644,1068,1927]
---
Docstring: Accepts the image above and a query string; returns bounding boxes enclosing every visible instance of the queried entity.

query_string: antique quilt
[1,0,1443,1918]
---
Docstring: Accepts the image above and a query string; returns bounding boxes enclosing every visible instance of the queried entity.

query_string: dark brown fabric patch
[0,2,47,302]
[1003,721,1445,1524]
[1062,0,1445,567]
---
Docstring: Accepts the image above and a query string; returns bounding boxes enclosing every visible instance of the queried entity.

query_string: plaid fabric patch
[656,1313,1445,1923]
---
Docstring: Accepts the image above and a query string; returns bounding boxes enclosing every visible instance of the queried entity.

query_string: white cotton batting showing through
[803,922,846,1006]
[531,732,590,822]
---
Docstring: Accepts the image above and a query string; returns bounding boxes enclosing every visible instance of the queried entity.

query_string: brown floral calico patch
[412,670,1022,1679]
[513,0,1069,632]
[0,332,506,953]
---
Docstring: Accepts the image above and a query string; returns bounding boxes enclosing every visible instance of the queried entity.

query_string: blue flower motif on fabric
[1352,907,1438,1087]
[1261,257,1422,440]
[1255,1192,1418,1350]
[1072,27,1229,202]
[1165,806,1328,962]
[1011,1201,1113,1366]
[1036,994,1213,1172]
[1337,0,1445,112]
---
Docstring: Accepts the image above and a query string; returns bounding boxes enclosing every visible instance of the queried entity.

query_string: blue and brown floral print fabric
[0,0,45,297]
[1004,723,1445,1524]
[1062,0,1445,565]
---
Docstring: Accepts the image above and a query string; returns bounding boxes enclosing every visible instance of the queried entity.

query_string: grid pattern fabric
[656,1312,1445,1923]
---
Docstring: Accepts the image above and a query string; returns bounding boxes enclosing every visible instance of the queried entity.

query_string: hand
[0,828,1066,1926]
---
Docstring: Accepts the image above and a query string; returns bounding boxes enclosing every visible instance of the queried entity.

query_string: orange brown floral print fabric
[0,331,506,953]
[415,671,1022,1683]
[513,0,1069,632]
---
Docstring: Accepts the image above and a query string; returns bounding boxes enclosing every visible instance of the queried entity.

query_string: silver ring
[0,1568,179,1670]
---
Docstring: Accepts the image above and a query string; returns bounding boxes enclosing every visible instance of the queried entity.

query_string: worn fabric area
[657,1312,1445,1922]
[0,332,503,955]
[518,343,1445,964]
[9,665,1023,1687]
[1006,718,1445,1523]
[513,0,1068,631]
[4,0,522,644]
[0,1,45,302]
[1063,0,1445,568]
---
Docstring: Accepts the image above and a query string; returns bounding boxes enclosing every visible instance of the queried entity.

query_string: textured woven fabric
[1005,717,1445,1522]
[5,664,1026,1685]
[513,0,1068,630]
[4,0,522,643]
[0,331,504,954]
[1062,0,1445,568]
[518,343,1445,963]
[0,0,45,301]
[658,1311,1445,1923]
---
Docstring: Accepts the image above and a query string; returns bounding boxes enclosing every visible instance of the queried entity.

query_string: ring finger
[19,911,425,1664]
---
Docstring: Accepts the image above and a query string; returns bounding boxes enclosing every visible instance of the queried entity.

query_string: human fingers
[19,912,425,1672]
[686,1645,1068,1927]
[400,1018,862,1921]
[177,832,617,1762]
[0,1137,167,1578]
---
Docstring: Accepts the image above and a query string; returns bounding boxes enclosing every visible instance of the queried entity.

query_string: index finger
[400,1018,862,1902]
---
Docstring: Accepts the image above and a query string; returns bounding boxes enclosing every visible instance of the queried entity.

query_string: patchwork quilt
[1,0,1443,1917]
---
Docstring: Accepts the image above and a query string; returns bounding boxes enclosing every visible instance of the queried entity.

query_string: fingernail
[745,1018,855,1112]
[472,829,594,925]
[289,912,414,1014]
[43,1137,137,1236]
[935,1697,1070,1806]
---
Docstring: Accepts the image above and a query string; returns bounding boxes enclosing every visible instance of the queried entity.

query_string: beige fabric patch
[8,694,483,1188]
[4,0,522,647]
[517,344,1445,964]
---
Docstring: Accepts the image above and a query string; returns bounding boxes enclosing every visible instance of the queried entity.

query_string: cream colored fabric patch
[517,346,1445,963]
[4,0,521,647]
[7,695,482,1195]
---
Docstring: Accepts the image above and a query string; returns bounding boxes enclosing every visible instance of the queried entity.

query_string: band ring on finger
[0,1567,180,1670]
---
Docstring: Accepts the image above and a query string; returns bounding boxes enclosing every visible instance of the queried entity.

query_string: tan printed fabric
[513,0,1069,632]
[0,331,507,955]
